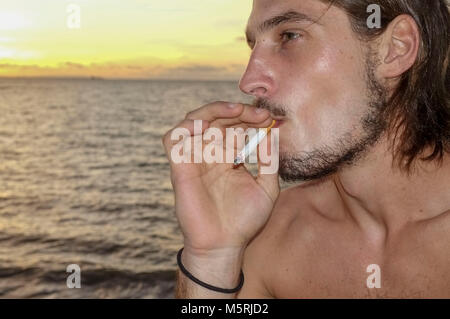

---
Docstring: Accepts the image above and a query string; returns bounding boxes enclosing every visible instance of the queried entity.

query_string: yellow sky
[0,0,253,80]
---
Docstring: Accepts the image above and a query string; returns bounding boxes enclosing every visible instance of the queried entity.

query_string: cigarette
[233,120,276,166]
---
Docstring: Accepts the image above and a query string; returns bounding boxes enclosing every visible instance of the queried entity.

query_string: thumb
[255,129,280,203]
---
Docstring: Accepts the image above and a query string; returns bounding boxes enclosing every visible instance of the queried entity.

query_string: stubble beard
[260,51,389,182]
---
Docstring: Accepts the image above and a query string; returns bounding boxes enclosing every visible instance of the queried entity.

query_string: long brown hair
[324,0,449,170]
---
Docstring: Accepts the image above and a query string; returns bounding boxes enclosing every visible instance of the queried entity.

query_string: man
[162,0,449,298]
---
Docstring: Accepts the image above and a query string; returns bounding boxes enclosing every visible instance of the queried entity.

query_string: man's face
[240,0,387,181]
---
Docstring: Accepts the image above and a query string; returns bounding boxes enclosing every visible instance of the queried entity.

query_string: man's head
[239,0,449,182]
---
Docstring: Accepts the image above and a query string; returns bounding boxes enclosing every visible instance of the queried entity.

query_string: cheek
[312,46,335,73]
[278,45,368,151]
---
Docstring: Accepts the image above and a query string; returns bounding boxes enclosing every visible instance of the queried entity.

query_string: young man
[162,0,449,298]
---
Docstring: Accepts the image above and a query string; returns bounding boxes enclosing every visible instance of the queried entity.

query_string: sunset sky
[0,0,253,80]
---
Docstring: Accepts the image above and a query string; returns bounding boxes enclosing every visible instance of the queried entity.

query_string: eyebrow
[245,10,319,47]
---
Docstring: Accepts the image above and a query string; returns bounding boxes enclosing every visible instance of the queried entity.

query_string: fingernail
[228,103,238,108]
[255,108,265,113]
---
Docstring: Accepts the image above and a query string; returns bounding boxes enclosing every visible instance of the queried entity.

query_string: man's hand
[162,101,280,298]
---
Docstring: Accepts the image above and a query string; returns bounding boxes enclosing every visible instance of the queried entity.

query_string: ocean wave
[0,266,176,285]
[0,78,242,298]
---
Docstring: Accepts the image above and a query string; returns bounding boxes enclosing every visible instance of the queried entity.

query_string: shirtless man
[162,0,450,298]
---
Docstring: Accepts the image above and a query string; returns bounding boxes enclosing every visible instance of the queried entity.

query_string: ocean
[0,78,253,298]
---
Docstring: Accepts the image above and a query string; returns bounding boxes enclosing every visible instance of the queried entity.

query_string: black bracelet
[177,247,245,294]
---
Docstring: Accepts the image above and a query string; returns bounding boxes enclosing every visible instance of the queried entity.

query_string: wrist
[180,245,246,289]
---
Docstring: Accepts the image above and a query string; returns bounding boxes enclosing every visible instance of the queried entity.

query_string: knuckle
[211,101,229,109]
[178,119,191,128]
[185,111,195,119]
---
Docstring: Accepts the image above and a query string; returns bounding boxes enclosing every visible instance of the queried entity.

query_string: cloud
[169,64,226,73]
[0,63,42,70]
[63,62,85,69]
[154,63,246,80]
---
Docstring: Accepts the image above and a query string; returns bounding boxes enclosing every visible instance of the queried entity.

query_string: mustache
[253,98,288,117]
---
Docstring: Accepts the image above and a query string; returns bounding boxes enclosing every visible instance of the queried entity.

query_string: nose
[239,47,275,99]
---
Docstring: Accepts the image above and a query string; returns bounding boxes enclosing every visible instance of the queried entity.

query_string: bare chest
[267,224,450,298]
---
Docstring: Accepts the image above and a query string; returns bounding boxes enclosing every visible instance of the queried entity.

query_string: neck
[334,135,450,238]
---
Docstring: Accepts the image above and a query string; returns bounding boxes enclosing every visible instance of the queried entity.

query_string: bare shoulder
[236,179,341,298]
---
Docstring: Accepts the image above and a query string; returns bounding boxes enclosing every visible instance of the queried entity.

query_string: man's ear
[378,14,420,79]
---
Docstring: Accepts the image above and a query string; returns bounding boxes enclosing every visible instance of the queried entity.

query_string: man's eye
[280,31,301,43]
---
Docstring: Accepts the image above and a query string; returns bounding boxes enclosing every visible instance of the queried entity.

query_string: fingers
[213,104,272,129]
[162,101,274,165]
[185,101,244,122]
[184,101,273,130]
[162,119,210,155]
[255,130,280,204]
